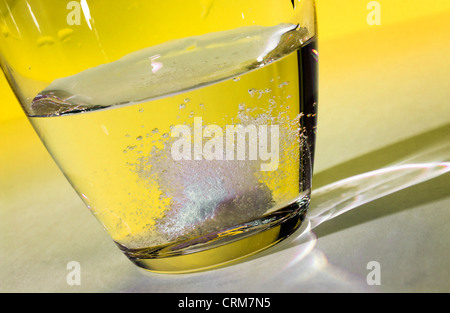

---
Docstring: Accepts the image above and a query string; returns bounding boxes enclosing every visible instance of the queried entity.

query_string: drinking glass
[0,0,318,273]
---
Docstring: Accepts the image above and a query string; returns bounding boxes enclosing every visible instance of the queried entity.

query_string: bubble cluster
[130,100,305,243]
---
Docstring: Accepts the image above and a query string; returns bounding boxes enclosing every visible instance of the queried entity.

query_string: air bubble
[1,25,10,37]
[57,28,74,42]
[37,36,55,47]
[152,128,159,134]
[136,136,143,141]
[179,103,186,110]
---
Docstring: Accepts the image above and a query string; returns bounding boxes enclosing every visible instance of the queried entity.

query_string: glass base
[117,198,309,274]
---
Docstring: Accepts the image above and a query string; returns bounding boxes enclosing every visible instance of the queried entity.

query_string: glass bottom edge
[119,198,309,274]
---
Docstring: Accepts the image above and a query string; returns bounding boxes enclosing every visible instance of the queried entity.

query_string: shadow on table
[114,123,450,293]
[310,122,450,233]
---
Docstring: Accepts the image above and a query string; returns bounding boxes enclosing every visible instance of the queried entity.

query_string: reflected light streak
[4,1,21,38]
[256,24,298,65]
[26,2,40,33]
[80,0,92,30]
[311,48,319,61]
[309,162,450,228]
[280,219,318,269]
[79,0,109,62]
[310,138,450,228]
[150,55,163,73]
